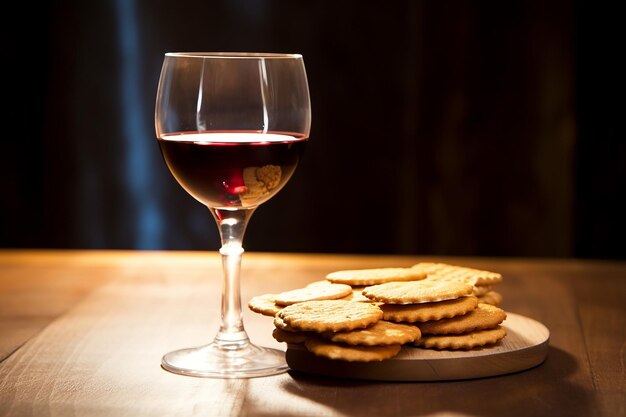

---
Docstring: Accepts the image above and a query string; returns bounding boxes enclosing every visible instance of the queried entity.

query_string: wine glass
[154,52,311,378]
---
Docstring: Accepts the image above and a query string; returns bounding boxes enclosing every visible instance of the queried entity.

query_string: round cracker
[325,267,426,286]
[478,290,503,306]
[248,293,282,317]
[418,303,507,335]
[274,283,353,306]
[324,320,421,346]
[412,262,503,286]
[473,284,493,296]
[305,337,402,362]
[277,300,383,333]
[362,280,473,304]
[273,314,301,332]
[381,295,479,323]
[416,325,507,350]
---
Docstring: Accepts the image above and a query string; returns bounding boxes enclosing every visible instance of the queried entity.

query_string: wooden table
[0,250,624,417]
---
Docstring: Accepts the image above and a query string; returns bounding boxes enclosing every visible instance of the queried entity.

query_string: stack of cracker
[247,263,508,362]
[411,262,505,306]
[248,268,425,362]
[363,263,507,350]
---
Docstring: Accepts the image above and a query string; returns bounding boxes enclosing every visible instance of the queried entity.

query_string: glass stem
[209,207,256,351]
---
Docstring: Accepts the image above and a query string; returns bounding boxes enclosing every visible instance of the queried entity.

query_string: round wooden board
[285,312,549,381]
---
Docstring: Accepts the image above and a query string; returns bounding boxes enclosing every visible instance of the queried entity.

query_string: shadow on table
[264,346,595,417]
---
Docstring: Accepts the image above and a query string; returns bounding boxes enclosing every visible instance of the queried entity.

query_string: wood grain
[0,250,624,417]
[0,250,116,361]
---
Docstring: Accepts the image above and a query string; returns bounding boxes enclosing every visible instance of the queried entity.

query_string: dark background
[3,0,624,259]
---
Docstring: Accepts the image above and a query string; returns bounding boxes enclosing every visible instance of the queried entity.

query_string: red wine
[157,131,307,208]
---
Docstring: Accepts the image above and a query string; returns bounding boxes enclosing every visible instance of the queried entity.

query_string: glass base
[161,342,289,378]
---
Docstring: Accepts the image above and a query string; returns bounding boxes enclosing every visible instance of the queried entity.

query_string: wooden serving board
[285,312,549,381]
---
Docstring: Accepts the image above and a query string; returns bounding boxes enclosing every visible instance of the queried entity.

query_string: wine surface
[157,131,307,208]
